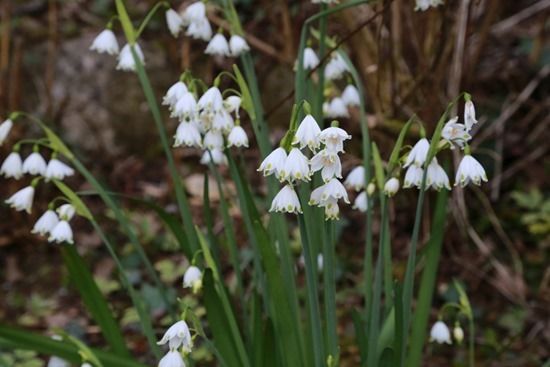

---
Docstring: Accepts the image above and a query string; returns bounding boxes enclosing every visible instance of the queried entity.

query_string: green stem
[313,4,328,125]
[135,1,169,39]
[469,316,475,367]
[323,220,338,363]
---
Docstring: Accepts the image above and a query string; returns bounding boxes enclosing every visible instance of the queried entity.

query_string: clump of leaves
[511,189,550,244]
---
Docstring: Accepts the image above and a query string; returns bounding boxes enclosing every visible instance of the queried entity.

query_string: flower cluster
[344,166,371,212]
[163,79,248,166]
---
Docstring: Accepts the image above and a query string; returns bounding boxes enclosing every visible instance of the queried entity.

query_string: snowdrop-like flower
[163,81,188,108]
[57,204,76,220]
[6,186,35,213]
[81,363,92,367]
[172,92,198,119]
[344,166,365,191]
[183,266,203,293]
[319,126,351,153]
[200,149,227,166]
[310,149,342,182]
[229,35,250,56]
[324,198,340,220]
[341,85,361,106]
[166,9,184,37]
[258,147,287,178]
[309,185,325,206]
[159,350,186,367]
[403,165,424,188]
[270,185,302,214]
[384,177,400,196]
[48,220,74,244]
[158,320,193,352]
[455,155,487,187]
[430,321,452,344]
[224,96,241,116]
[293,114,321,151]
[186,18,212,41]
[302,47,319,70]
[174,122,202,148]
[415,0,444,11]
[1,152,23,179]
[227,125,248,148]
[426,158,450,190]
[324,53,348,80]
[212,110,234,133]
[183,2,206,24]
[90,29,119,55]
[453,324,464,343]
[22,152,47,176]
[45,159,75,181]
[353,191,368,212]
[404,138,430,167]
[198,87,224,113]
[32,210,59,236]
[464,100,477,131]
[281,148,311,182]
[319,178,349,203]
[117,43,145,71]
[325,97,349,118]
[205,34,230,57]
[203,130,224,150]
[441,116,471,149]
[0,118,13,145]
[47,356,70,367]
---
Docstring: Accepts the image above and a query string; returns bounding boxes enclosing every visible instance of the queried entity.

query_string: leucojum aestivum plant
[0,0,487,366]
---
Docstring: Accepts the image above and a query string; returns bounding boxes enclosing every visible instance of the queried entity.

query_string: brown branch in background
[0,1,10,115]
[45,0,58,118]
[490,0,550,35]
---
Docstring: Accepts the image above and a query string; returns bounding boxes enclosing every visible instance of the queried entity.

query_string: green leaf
[387,118,414,174]
[52,180,93,220]
[371,143,386,190]
[232,65,255,121]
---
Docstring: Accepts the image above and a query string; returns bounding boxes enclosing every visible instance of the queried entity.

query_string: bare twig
[491,0,550,35]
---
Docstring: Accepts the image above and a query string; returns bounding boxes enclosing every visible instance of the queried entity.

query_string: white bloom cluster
[2,150,74,182]
[157,320,193,367]
[344,166,370,212]
[163,79,249,166]
[33,204,76,244]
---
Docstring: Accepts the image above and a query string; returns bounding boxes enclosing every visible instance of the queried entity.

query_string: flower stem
[323,220,338,363]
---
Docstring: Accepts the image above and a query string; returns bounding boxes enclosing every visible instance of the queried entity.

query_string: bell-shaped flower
[344,166,365,191]
[205,34,230,57]
[426,158,450,190]
[384,177,400,196]
[48,221,74,244]
[464,100,477,131]
[258,147,287,178]
[353,191,369,212]
[281,148,311,182]
[310,149,342,182]
[0,118,13,145]
[166,9,184,37]
[403,165,424,189]
[441,117,471,150]
[325,97,349,118]
[430,321,452,344]
[211,110,234,133]
[415,0,444,11]
[404,138,430,167]
[453,324,465,344]
[6,186,35,213]
[56,204,76,221]
[270,185,302,214]
[323,198,340,220]
[455,155,487,187]
[183,266,203,293]
[224,96,241,116]
[158,350,186,367]
[324,53,348,80]
[172,92,197,119]
[308,185,325,206]
[319,126,351,153]
[158,320,193,352]
[163,81,188,108]
[200,149,227,166]
[186,18,212,41]
[90,29,119,55]
[293,114,321,151]
[203,130,224,150]
[174,122,202,148]
[116,43,145,72]
[227,126,248,148]
[23,152,47,176]
[229,35,250,56]
[341,85,360,106]
[302,47,319,70]
[319,178,350,204]
[45,159,75,181]
[47,356,70,367]
[198,87,224,113]
[1,152,23,179]
[32,210,59,236]
[182,2,206,24]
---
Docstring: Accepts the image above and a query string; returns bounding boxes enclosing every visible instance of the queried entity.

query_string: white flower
[324,53,348,80]
[403,165,424,189]
[404,138,430,167]
[353,191,368,212]
[258,147,287,178]
[159,350,186,367]
[302,47,319,70]
[319,178,350,203]
[183,266,203,293]
[227,126,248,148]
[117,43,145,72]
[174,122,202,148]
[319,126,351,153]
[163,81,188,108]
[441,117,471,150]
[464,100,477,131]
[203,130,224,150]
[426,158,450,190]
[47,356,70,367]
[312,0,339,3]
[344,166,365,191]
[324,198,340,220]
[90,29,119,55]
[229,35,250,56]
[6,186,35,213]
[48,221,74,244]
[182,2,206,24]
[198,87,224,113]
[200,149,227,166]
[384,177,400,196]
[22,152,47,176]
[158,320,193,352]
[0,118,13,145]
[81,364,93,367]
[1,152,23,179]
[281,148,311,182]
[308,185,325,206]
[172,92,198,120]
[341,85,360,106]
[32,210,59,236]
[430,321,452,344]
[310,149,342,182]
[211,110,234,133]
[45,159,75,181]
[415,0,444,11]
[166,9,184,37]
[205,34,230,57]
[455,155,487,187]
[224,96,242,116]
[453,324,464,343]
[325,97,349,118]
[293,114,321,151]
[270,185,302,214]
[186,18,212,41]
[56,204,76,220]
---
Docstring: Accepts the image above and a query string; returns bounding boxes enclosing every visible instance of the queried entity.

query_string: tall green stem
[323,221,338,364]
